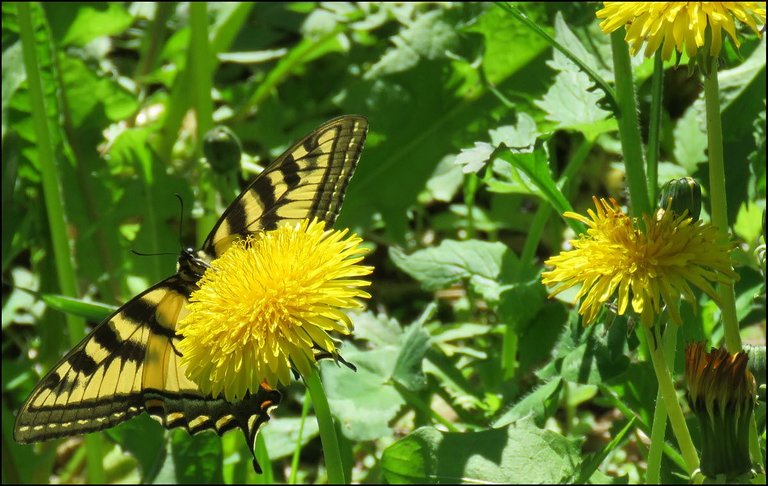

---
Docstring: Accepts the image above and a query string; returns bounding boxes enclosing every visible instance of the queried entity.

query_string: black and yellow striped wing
[202,115,368,258]
[14,115,368,472]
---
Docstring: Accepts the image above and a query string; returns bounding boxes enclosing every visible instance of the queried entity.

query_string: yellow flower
[684,342,756,478]
[596,2,766,60]
[542,197,737,327]
[177,219,373,401]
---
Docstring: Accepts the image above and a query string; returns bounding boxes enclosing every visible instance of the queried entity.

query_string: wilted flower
[177,219,372,401]
[542,197,737,326]
[596,2,766,60]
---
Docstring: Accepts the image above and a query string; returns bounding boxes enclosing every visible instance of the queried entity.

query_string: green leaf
[468,3,548,84]
[554,320,631,385]
[2,41,25,139]
[40,293,115,322]
[389,239,518,301]
[106,414,165,483]
[321,346,405,441]
[365,9,459,79]
[574,418,636,483]
[455,141,494,174]
[392,320,430,391]
[381,421,580,483]
[534,13,615,140]
[170,429,224,483]
[497,280,547,329]
[421,154,464,203]
[493,378,563,428]
[497,141,577,227]
[261,417,320,461]
[350,311,404,347]
[673,103,707,172]
[58,55,137,129]
[47,3,133,47]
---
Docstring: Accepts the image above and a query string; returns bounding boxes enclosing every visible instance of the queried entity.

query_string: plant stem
[643,325,699,476]
[645,323,678,484]
[304,368,346,483]
[702,69,741,353]
[289,393,313,484]
[609,31,650,217]
[647,51,664,206]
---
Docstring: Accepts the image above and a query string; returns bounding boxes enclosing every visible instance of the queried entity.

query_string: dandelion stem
[305,368,347,483]
[289,392,313,484]
[645,323,678,484]
[647,51,664,205]
[702,69,741,353]
[643,325,699,475]
[609,31,650,217]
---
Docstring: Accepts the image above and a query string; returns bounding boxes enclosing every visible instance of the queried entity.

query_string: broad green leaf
[46,3,133,46]
[421,154,464,203]
[58,55,137,129]
[392,320,430,391]
[493,378,563,428]
[170,429,224,484]
[381,421,580,483]
[365,9,459,79]
[673,103,707,172]
[497,280,547,330]
[455,141,494,174]
[552,320,631,385]
[321,346,405,441]
[261,417,320,461]
[534,13,614,140]
[468,3,548,84]
[152,430,224,484]
[389,239,518,301]
[351,311,403,346]
[107,414,165,483]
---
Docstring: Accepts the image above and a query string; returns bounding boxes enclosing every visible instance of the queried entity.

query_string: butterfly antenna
[130,249,177,257]
[175,193,185,250]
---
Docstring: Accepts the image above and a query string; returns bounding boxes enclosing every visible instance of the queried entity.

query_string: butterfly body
[14,115,368,472]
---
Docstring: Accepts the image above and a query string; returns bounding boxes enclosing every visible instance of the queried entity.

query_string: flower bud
[658,177,702,221]
[203,125,242,174]
[685,342,756,479]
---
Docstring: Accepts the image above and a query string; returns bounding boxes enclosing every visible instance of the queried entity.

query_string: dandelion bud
[203,125,242,174]
[659,177,702,221]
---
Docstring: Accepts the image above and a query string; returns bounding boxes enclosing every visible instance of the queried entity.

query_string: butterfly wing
[201,115,368,258]
[14,276,280,471]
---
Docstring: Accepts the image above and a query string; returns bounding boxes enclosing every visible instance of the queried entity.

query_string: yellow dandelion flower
[177,219,373,401]
[542,197,737,327]
[684,342,756,478]
[596,2,766,60]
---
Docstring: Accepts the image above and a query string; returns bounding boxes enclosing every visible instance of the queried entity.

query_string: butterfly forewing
[14,115,367,472]
[201,115,368,258]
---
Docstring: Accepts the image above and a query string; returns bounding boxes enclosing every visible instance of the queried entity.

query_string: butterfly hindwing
[201,115,368,258]
[13,276,189,442]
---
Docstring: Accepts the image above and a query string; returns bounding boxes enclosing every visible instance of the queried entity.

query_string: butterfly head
[178,247,211,281]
